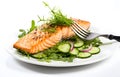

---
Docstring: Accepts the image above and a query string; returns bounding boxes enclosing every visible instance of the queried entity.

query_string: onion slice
[81,44,92,52]
[69,41,74,51]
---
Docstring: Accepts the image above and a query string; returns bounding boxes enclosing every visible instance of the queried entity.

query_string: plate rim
[7,42,117,67]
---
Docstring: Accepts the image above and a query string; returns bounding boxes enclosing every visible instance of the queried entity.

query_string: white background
[0,0,120,77]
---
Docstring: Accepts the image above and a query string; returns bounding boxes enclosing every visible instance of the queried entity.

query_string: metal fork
[71,21,120,42]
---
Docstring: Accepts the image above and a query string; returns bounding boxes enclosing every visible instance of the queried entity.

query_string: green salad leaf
[18,20,36,38]
[18,29,27,38]
[29,20,36,33]
[38,2,73,27]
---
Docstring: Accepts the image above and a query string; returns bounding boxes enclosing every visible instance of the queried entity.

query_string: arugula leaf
[38,2,73,27]
[18,20,36,38]
[49,10,73,26]
[18,29,27,38]
[28,20,37,33]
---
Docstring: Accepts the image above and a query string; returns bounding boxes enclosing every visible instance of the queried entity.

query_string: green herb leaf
[37,15,48,22]
[38,2,73,27]
[29,20,36,33]
[43,1,49,6]
[49,9,73,26]
[18,29,26,38]
[18,20,37,38]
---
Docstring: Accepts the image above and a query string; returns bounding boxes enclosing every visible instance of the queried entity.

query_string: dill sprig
[38,2,73,27]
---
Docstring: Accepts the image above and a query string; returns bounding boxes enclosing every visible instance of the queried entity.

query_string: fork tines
[71,21,90,39]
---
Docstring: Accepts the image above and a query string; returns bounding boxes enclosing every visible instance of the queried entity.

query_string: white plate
[7,38,118,67]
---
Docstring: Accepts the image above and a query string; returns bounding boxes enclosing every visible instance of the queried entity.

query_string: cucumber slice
[32,53,46,59]
[74,40,84,47]
[70,48,79,55]
[78,46,85,51]
[78,52,92,58]
[89,47,100,54]
[58,43,70,53]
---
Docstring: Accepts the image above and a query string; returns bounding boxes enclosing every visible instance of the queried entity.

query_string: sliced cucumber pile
[58,43,70,53]
[32,53,46,59]
[89,47,100,54]
[78,52,92,58]
[56,39,100,59]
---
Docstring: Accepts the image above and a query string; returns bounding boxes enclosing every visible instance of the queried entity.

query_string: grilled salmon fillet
[13,19,90,54]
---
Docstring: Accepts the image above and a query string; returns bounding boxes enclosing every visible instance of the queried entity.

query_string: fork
[71,21,120,42]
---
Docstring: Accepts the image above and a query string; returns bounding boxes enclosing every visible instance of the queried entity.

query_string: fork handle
[108,34,120,42]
